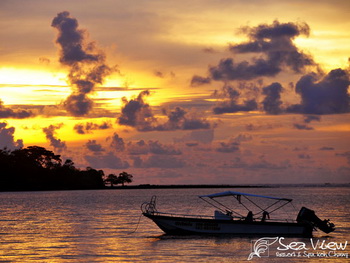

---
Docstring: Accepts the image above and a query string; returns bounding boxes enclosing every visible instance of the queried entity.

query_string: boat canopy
[199,191,292,202]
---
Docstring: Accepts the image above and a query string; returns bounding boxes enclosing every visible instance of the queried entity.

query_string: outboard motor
[297,207,335,234]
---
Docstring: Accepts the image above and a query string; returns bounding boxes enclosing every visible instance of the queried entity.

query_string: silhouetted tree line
[105,171,134,187]
[0,146,133,191]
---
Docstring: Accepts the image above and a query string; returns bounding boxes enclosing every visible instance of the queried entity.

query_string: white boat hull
[144,213,313,237]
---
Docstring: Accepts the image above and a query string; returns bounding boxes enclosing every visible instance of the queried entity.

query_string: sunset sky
[1,0,349,184]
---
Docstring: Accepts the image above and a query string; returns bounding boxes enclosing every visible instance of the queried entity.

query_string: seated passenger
[261,211,270,222]
[245,211,253,222]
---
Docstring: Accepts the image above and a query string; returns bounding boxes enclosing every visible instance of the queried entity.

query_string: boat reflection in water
[142,191,335,237]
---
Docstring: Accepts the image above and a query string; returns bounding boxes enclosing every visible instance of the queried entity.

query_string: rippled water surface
[0,187,349,262]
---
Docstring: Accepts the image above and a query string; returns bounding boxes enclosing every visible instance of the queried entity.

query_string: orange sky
[0,0,349,184]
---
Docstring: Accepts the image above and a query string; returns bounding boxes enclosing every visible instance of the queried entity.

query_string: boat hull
[143,213,313,237]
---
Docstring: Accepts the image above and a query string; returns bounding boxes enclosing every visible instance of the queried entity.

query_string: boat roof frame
[199,191,293,217]
[199,190,292,202]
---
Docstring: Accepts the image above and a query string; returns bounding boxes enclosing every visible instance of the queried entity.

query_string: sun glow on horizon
[0,67,67,86]
[7,117,117,146]
[0,67,69,105]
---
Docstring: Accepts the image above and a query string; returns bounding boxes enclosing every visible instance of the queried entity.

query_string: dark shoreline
[108,183,349,190]
[111,184,270,189]
[1,183,348,192]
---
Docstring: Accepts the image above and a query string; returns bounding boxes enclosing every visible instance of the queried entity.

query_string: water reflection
[0,188,349,262]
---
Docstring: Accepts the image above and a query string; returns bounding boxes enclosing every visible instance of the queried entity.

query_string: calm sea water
[0,187,349,262]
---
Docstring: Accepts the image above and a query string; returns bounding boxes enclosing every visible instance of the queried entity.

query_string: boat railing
[149,211,217,220]
[146,211,297,223]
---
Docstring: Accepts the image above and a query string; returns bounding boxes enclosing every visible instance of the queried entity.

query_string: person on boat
[245,211,253,222]
[261,211,270,222]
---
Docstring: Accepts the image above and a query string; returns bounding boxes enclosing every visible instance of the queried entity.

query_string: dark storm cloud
[118,91,213,131]
[292,114,321,130]
[63,93,93,116]
[127,140,181,155]
[51,11,101,65]
[73,121,112,134]
[85,140,104,153]
[304,115,321,123]
[181,118,212,130]
[158,106,187,130]
[127,140,149,155]
[293,146,308,152]
[52,11,115,116]
[0,122,23,150]
[215,134,252,153]
[85,152,129,169]
[209,58,280,81]
[174,129,214,144]
[186,142,198,147]
[208,20,315,82]
[293,123,314,130]
[212,84,257,114]
[262,82,283,114]
[245,160,291,170]
[106,131,182,157]
[234,133,253,143]
[213,99,257,114]
[0,100,34,119]
[190,75,211,87]
[216,141,240,153]
[148,140,182,155]
[298,153,311,159]
[153,70,164,78]
[319,147,334,151]
[221,157,291,170]
[161,107,212,130]
[132,155,186,168]
[287,69,350,114]
[118,90,154,129]
[109,133,125,151]
[245,121,282,131]
[42,124,67,152]
[202,47,217,54]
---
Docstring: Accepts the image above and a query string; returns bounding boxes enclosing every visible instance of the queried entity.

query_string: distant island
[116,184,270,189]
[0,146,108,191]
[0,146,140,191]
